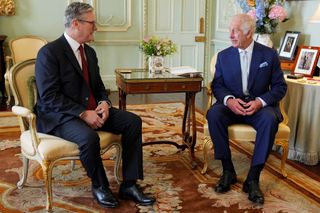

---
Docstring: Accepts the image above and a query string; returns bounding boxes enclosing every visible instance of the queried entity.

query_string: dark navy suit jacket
[212,42,287,121]
[35,35,111,133]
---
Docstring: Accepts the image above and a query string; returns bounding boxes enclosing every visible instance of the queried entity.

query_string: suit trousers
[206,103,279,166]
[51,107,143,187]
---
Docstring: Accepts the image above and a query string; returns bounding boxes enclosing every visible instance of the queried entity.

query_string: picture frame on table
[279,31,300,60]
[293,46,320,77]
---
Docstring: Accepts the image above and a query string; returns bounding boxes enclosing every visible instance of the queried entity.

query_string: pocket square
[259,62,268,68]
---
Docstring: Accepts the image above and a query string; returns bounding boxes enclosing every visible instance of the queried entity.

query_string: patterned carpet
[0,102,319,212]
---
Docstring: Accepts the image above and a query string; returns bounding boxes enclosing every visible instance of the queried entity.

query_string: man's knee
[258,109,279,129]
[80,131,100,150]
[206,104,227,123]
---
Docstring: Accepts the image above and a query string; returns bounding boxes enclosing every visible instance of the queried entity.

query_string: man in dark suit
[206,14,287,204]
[35,2,155,209]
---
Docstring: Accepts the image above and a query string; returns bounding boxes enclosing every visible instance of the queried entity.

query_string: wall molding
[67,0,132,32]
[91,39,139,46]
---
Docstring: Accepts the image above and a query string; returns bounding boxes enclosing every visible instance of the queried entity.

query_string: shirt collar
[64,32,82,52]
[238,40,254,54]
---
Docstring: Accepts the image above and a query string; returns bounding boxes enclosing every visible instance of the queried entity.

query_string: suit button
[85,97,89,100]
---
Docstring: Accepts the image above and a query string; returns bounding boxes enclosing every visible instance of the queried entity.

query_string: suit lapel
[230,47,243,93]
[248,42,262,90]
[60,36,83,76]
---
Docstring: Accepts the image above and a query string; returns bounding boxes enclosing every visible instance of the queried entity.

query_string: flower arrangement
[139,36,177,57]
[236,0,288,34]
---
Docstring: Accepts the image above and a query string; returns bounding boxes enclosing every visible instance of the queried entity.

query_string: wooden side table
[0,35,7,97]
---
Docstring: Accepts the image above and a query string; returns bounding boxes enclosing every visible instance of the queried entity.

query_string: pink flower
[247,9,257,20]
[268,5,287,22]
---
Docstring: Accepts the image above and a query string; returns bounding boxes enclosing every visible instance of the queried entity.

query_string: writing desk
[283,76,320,165]
[115,68,203,167]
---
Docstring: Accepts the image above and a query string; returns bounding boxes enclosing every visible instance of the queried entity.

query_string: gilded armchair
[8,59,122,212]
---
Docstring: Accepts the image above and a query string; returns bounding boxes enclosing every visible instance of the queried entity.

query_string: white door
[147,0,206,72]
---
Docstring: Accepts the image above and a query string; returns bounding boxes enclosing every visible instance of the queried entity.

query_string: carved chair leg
[17,156,29,189]
[275,140,288,178]
[280,140,288,178]
[70,160,76,170]
[42,160,54,213]
[201,137,213,175]
[113,144,122,184]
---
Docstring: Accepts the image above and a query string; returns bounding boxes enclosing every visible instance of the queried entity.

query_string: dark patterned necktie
[79,45,96,110]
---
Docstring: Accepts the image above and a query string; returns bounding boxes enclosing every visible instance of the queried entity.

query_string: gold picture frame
[0,0,15,16]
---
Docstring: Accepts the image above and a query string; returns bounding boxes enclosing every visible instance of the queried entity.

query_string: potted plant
[139,36,177,74]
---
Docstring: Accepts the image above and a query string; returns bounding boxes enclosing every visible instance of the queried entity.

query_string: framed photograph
[293,46,320,77]
[279,31,300,60]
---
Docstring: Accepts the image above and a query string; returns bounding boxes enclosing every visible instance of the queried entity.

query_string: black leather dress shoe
[92,186,119,208]
[119,184,155,206]
[242,180,264,204]
[214,170,237,193]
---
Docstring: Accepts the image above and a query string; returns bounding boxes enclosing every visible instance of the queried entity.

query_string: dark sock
[246,164,264,182]
[122,180,136,187]
[92,161,109,189]
[221,159,235,173]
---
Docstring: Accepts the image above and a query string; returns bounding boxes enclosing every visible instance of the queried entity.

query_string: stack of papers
[168,66,202,76]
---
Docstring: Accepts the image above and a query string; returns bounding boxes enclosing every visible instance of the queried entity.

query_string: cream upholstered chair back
[9,35,47,64]
[8,59,122,212]
[201,54,289,178]
[8,59,36,131]
[5,35,47,106]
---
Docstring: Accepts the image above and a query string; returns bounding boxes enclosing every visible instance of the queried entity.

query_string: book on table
[168,66,202,76]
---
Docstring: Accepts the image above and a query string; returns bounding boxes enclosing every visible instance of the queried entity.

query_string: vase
[254,34,273,48]
[148,56,164,74]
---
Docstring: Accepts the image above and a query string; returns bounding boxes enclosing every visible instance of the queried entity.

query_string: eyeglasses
[78,19,96,26]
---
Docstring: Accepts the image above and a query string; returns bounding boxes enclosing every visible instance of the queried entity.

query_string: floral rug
[0,102,319,212]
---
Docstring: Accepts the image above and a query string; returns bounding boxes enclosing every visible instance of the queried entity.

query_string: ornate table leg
[182,92,197,169]
[118,89,127,110]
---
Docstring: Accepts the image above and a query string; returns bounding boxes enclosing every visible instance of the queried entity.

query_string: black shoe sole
[214,178,237,193]
[242,183,264,204]
[119,194,155,206]
[93,194,119,208]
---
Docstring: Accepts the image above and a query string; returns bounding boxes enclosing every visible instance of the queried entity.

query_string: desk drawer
[126,82,201,93]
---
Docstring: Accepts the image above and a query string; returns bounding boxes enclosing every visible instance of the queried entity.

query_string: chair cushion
[21,131,79,159]
[203,122,290,142]
[228,123,290,142]
[97,131,121,149]
[21,131,121,161]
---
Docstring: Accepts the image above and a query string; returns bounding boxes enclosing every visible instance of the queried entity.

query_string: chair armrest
[12,105,32,117]
[12,106,40,148]
[205,82,213,115]
[4,56,13,80]
[279,101,288,125]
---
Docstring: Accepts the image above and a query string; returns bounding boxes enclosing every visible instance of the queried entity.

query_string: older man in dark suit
[35,2,155,209]
[206,14,287,204]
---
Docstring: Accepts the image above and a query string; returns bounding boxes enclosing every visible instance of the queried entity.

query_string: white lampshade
[310,4,320,23]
